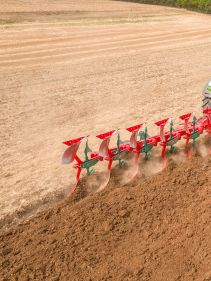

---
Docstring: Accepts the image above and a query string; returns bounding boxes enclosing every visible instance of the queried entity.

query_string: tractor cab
[202,80,211,109]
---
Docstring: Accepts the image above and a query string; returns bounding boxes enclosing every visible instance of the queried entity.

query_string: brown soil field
[0,1,211,278]
[0,154,211,280]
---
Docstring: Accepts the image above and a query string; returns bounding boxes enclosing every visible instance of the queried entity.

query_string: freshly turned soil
[0,154,210,281]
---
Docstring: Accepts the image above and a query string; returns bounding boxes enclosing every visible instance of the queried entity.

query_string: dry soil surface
[0,1,211,280]
[0,154,211,281]
[0,1,211,227]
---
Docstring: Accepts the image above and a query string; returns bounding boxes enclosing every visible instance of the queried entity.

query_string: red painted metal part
[155,118,169,127]
[154,118,182,157]
[96,130,116,140]
[179,113,192,121]
[63,136,85,146]
[126,124,143,132]
[62,109,210,193]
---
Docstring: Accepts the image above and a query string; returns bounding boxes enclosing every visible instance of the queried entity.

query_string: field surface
[0,1,211,226]
[1,154,211,280]
[0,1,211,280]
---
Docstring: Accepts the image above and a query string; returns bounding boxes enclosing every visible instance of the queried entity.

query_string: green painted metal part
[166,137,178,147]
[138,130,149,141]
[167,120,178,153]
[141,144,153,158]
[82,140,99,175]
[141,127,153,159]
[167,138,178,154]
[81,158,99,170]
[115,132,125,167]
[191,131,200,142]
[84,140,92,161]
[112,155,125,167]
[191,116,200,145]
[169,145,176,154]
[112,154,120,161]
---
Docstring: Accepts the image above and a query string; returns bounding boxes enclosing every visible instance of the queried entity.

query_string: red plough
[62,109,211,193]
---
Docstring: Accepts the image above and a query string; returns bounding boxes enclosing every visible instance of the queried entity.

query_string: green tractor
[202,80,211,109]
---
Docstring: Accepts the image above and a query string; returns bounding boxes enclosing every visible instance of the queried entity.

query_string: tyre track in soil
[1,28,211,58]
[1,27,210,52]
[1,28,211,68]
